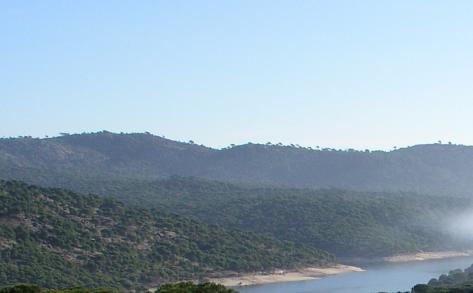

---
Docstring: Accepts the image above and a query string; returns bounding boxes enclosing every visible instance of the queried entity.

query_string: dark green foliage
[0,180,332,289]
[0,285,121,293]
[58,176,473,257]
[412,284,431,293]
[0,283,234,293]
[0,285,41,293]
[156,282,237,293]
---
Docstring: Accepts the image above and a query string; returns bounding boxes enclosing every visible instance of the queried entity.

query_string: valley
[2,133,473,292]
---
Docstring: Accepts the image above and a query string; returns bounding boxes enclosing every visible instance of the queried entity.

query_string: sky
[1,1,473,150]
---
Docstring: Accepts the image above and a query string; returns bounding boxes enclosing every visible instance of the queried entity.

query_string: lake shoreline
[209,250,473,287]
[382,250,473,263]
[206,264,364,287]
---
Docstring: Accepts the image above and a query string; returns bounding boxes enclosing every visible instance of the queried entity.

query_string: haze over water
[239,256,473,293]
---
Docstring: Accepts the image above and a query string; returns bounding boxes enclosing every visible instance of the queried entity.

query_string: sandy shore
[383,250,473,263]
[207,264,364,287]
[208,251,472,287]
[147,251,473,290]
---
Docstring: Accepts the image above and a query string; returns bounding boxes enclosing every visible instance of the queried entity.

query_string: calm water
[238,256,473,293]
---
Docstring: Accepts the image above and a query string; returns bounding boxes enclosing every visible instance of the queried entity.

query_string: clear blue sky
[2,1,473,150]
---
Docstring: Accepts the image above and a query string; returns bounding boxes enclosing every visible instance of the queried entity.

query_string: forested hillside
[0,283,236,293]
[411,264,473,293]
[35,176,473,258]
[3,132,473,265]
[0,180,332,289]
[2,131,473,195]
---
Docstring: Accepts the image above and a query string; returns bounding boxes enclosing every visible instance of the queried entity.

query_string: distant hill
[0,180,332,289]
[1,131,473,195]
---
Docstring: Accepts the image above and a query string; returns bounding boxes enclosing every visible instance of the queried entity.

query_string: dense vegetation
[155,282,237,293]
[0,180,332,289]
[3,131,473,195]
[0,283,235,293]
[0,285,119,293]
[47,176,473,257]
[411,264,473,293]
[4,131,473,290]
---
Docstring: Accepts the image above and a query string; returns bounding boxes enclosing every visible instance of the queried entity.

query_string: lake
[238,256,473,293]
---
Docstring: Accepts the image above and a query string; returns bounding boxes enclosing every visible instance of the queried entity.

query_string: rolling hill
[1,131,473,195]
[19,175,473,258]
[0,180,332,289]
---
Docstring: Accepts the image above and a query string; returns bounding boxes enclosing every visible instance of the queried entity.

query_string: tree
[412,284,429,293]
[156,282,237,293]
[0,285,41,293]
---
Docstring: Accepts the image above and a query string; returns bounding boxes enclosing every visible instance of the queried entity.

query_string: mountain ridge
[2,131,473,195]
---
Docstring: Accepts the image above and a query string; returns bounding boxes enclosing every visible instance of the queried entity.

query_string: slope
[0,180,332,289]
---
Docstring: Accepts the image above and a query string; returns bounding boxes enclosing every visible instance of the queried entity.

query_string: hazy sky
[2,1,473,150]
